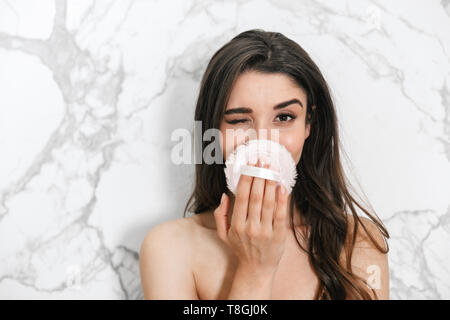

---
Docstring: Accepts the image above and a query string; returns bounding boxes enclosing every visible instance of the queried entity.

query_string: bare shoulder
[144,216,196,240]
[341,215,390,299]
[345,215,388,250]
[139,216,199,299]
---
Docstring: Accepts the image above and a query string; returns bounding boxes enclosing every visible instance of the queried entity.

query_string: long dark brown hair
[183,29,389,300]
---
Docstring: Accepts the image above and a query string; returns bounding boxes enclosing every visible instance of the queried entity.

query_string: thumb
[213,193,230,245]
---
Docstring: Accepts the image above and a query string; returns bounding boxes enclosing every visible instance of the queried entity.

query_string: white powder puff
[224,139,298,195]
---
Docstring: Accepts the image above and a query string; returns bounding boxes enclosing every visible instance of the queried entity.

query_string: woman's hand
[214,160,289,273]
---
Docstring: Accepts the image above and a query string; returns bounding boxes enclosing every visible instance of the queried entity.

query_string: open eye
[276,113,296,122]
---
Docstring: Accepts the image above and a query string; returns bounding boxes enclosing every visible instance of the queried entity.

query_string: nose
[238,121,281,149]
[251,125,280,144]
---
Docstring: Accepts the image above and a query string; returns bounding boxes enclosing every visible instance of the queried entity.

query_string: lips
[224,139,298,195]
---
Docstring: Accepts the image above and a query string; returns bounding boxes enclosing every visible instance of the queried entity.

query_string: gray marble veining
[0,0,449,299]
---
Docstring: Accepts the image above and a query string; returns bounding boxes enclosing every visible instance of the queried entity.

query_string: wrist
[236,262,278,277]
[228,262,278,300]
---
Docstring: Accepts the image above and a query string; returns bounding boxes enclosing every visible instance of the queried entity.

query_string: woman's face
[219,70,311,166]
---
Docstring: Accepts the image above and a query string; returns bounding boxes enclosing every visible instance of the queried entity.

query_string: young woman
[140,29,390,300]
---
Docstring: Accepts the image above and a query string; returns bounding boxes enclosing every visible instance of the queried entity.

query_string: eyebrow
[224,98,303,115]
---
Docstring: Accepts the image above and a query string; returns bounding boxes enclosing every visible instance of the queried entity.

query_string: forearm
[226,265,277,300]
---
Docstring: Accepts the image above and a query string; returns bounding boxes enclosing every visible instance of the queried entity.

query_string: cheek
[280,133,305,165]
[220,127,248,161]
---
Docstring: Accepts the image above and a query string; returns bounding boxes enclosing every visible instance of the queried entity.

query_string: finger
[213,193,230,244]
[273,184,288,239]
[261,175,277,231]
[247,160,267,226]
[232,162,253,230]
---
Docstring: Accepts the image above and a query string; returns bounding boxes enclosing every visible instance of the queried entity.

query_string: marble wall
[0,0,449,299]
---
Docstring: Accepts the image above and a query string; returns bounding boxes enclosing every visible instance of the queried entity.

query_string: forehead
[226,71,307,109]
